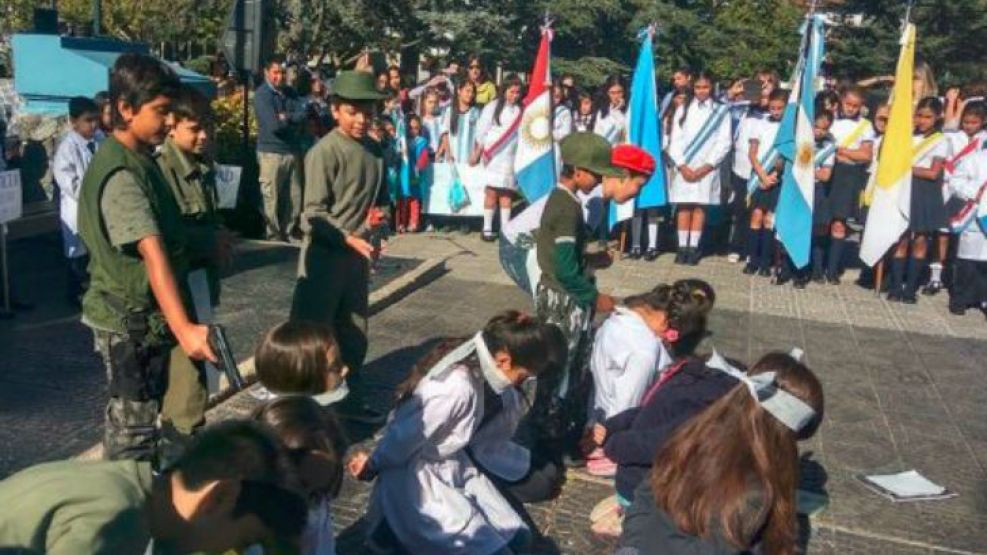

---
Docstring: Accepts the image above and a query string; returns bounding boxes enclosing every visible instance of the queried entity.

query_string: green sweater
[536,186,598,307]
[301,128,387,250]
[0,460,154,555]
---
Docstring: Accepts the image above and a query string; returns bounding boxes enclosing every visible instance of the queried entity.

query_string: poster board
[214,165,242,210]
[424,162,487,217]
[0,170,23,225]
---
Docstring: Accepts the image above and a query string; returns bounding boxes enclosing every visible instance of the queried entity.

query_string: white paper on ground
[864,470,946,497]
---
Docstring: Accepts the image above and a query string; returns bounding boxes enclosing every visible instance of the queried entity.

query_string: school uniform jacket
[53,130,101,258]
[951,150,987,261]
[476,102,521,190]
[589,307,672,423]
[667,99,732,205]
[603,358,737,502]
[367,336,528,555]
[593,107,627,145]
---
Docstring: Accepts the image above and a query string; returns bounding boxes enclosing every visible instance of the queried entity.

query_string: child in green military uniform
[78,53,217,463]
[532,132,645,461]
[155,84,235,455]
[0,421,307,555]
[291,70,389,422]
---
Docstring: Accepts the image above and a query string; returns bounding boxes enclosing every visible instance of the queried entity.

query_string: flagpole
[873,0,916,296]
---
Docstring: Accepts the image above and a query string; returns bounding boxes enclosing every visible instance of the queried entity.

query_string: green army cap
[560,132,623,177]
[332,70,387,101]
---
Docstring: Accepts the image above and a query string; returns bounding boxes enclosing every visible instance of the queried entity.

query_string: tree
[828,0,987,84]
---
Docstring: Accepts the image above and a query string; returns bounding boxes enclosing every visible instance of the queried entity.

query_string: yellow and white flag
[860,23,916,267]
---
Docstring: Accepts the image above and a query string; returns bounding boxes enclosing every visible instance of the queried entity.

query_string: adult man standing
[254,54,305,241]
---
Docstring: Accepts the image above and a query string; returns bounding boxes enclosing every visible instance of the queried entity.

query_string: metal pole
[0,224,13,319]
[235,0,249,164]
[92,0,101,36]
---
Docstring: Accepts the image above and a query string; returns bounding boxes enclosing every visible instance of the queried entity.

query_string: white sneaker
[727,253,741,264]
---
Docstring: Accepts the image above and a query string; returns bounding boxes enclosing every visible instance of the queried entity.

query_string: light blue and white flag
[774,14,826,269]
[609,26,667,230]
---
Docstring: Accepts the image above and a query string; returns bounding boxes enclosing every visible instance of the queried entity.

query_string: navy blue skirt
[751,185,780,211]
[909,177,947,233]
[827,162,868,220]
[813,184,832,226]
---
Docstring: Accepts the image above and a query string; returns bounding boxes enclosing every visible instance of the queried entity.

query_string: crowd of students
[357,60,987,313]
[0,44,983,555]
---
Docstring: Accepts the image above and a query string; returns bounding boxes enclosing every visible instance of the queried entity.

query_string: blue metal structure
[12,34,214,115]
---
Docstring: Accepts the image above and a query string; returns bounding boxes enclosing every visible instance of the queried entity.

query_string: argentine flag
[514,25,556,203]
[774,14,826,269]
[610,26,666,230]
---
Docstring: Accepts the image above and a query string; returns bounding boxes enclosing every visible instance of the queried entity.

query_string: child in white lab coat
[348,311,566,555]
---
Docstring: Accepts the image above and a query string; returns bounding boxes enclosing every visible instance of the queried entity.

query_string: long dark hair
[650,352,825,555]
[449,79,476,138]
[598,74,626,120]
[394,311,565,404]
[252,396,348,499]
[624,280,713,357]
[916,95,944,133]
[493,73,523,126]
[679,71,716,128]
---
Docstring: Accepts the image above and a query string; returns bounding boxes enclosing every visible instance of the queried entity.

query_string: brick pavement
[3,230,986,553]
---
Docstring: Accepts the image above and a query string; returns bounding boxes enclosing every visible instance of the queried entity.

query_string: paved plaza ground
[1,230,985,553]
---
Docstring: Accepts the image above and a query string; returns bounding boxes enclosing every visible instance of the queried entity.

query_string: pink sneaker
[586,455,617,477]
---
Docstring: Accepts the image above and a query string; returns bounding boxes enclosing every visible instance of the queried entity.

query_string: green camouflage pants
[95,331,204,464]
[531,283,594,449]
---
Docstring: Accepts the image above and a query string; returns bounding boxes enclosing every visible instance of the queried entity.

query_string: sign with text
[215,165,242,210]
[0,170,22,224]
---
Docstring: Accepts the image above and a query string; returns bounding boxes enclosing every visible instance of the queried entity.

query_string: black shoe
[775,273,792,286]
[949,305,966,316]
[687,249,701,266]
[481,230,497,242]
[887,290,902,302]
[743,263,758,275]
[644,248,659,262]
[628,246,642,260]
[757,267,772,277]
[794,276,808,289]
[812,272,826,284]
[674,250,687,265]
[902,293,918,304]
[826,273,841,285]
[921,281,942,296]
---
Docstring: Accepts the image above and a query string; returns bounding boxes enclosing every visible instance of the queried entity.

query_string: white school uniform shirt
[750,117,782,179]
[440,105,480,163]
[945,130,987,197]
[421,114,443,153]
[830,117,876,165]
[732,113,764,179]
[912,132,951,169]
[593,106,627,145]
[950,150,987,261]
[589,307,673,422]
[553,105,573,175]
[367,334,528,555]
[52,130,101,258]
[667,98,731,205]
[476,101,521,190]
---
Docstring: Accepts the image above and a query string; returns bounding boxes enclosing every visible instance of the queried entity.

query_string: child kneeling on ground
[617,352,824,555]
[347,311,566,555]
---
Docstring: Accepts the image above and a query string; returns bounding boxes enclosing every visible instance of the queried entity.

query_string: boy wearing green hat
[291,70,389,422]
[533,132,639,460]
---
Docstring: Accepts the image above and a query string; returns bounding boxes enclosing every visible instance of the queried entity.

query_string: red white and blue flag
[514,24,556,202]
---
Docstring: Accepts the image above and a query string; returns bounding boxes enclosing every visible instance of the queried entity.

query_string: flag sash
[482,114,522,164]
[683,104,729,164]
[945,137,982,174]
[747,148,781,194]
[912,132,945,166]
[949,181,987,234]
[815,142,836,168]
[838,119,871,149]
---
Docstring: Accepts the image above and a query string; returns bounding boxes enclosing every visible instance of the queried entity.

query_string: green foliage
[828,0,987,84]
